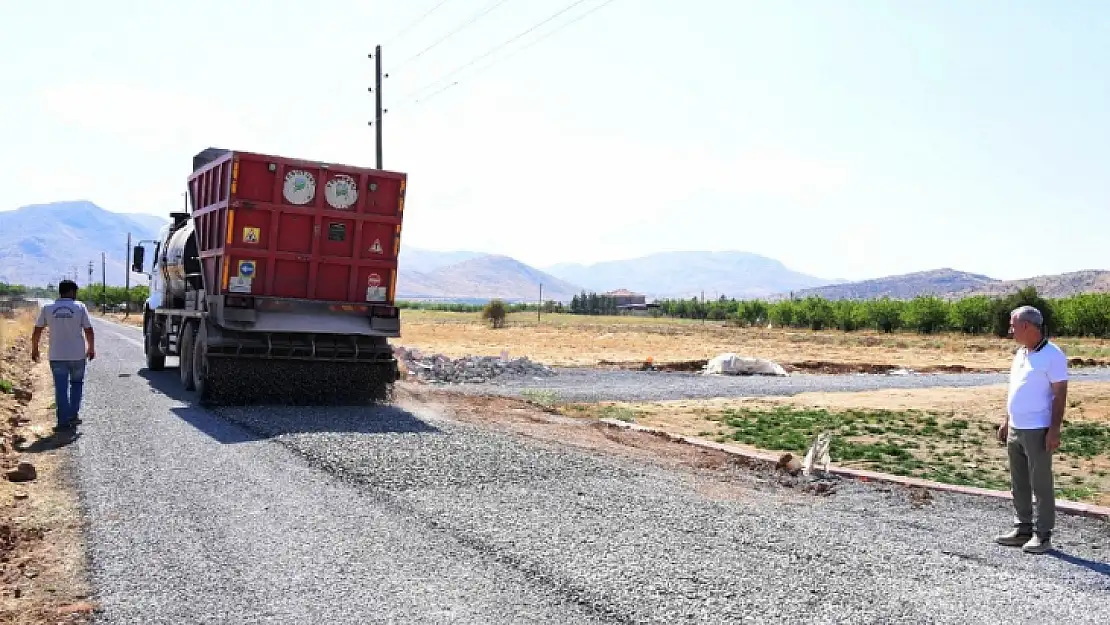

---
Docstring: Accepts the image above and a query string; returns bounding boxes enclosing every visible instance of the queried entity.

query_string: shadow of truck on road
[136,368,440,445]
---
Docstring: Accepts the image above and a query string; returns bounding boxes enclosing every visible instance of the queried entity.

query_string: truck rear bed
[189,149,407,305]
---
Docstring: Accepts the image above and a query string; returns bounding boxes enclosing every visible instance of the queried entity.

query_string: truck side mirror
[132,246,145,273]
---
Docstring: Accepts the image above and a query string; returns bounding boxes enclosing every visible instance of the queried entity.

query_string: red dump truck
[133,147,408,405]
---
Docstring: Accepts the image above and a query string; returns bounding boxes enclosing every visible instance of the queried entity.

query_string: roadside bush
[481,299,507,329]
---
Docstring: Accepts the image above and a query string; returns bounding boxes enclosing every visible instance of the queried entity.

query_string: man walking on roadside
[30,280,96,432]
[995,305,1067,554]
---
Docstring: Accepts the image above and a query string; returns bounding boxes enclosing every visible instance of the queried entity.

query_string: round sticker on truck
[238,261,256,278]
[283,170,316,205]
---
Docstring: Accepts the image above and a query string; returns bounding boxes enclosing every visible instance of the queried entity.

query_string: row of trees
[654,287,1110,338]
[400,286,1110,338]
[0,281,149,310]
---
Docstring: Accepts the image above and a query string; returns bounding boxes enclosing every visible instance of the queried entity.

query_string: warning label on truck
[238,261,256,277]
[242,227,260,244]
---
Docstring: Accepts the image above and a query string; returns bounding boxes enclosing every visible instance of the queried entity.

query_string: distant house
[604,288,647,308]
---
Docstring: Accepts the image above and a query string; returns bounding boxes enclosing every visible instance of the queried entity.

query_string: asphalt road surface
[68,317,1110,624]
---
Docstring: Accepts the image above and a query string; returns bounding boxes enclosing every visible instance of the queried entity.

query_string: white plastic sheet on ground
[703,352,788,377]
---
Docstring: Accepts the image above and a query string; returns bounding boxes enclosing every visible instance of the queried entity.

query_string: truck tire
[179,320,197,391]
[145,317,166,371]
[192,321,211,404]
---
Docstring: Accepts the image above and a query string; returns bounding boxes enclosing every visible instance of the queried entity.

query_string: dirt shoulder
[0,312,94,624]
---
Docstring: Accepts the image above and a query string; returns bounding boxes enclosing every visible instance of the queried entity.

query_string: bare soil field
[559,382,1110,507]
[0,311,93,623]
[394,310,1110,372]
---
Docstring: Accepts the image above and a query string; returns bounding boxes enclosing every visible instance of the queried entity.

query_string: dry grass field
[394,310,1110,371]
[560,383,1110,506]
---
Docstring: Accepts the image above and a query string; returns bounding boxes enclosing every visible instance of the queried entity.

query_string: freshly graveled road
[69,318,1110,624]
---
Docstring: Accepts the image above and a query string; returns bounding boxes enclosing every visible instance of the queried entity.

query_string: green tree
[901,295,950,334]
[768,300,796,328]
[738,300,769,327]
[833,300,867,332]
[865,298,905,333]
[991,287,1053,338]
[949,295,994,334]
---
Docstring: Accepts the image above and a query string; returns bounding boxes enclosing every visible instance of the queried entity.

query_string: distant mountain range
[544,251,838,300]
[0,201,167,288]
[2,201,1107,302]
[792,268,1110,300]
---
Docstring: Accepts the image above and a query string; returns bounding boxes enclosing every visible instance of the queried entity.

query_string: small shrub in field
[481,299,507,328]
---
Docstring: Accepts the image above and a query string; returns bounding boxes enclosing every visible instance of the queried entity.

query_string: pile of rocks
[393,346,556,384]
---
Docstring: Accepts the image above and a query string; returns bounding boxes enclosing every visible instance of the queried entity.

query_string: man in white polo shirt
[994,305,1067,554]
[30,280,96,432]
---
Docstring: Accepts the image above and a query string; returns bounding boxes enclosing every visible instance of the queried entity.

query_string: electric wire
[408,0,619,107]
[394,0,616,109]
[391,0,517,72]
[381,0,455,47]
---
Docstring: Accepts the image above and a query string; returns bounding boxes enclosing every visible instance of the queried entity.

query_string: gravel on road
[436,366,1110,403]
[70,318,1110,624]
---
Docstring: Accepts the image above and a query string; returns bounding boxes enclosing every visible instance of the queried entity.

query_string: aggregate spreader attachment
[135,147,407,406]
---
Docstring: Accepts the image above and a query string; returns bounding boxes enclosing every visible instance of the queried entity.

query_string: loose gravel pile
[442,366,1110,403]
[394,346,555,384]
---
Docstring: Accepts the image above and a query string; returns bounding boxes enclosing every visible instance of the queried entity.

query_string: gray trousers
[1007,426,1055,535]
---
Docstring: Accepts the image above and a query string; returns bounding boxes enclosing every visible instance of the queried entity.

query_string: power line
[391,0,516,72]
[408,0,619,107]
[395,0,613,108]
[382,0,455,47]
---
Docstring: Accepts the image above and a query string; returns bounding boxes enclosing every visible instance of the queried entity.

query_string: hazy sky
[3,1,1107,281]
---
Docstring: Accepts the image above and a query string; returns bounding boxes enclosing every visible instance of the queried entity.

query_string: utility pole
[538,283,543,323]
[101,252,106,313]
[370,45,384,169]
[87,262,93,304]
[125,232,132,317]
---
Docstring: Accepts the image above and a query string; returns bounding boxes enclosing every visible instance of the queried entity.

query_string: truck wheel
[145,319,166,371]
[192,322,210,403]
[179,320,197,391]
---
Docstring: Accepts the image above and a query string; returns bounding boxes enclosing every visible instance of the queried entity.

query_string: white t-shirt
[35,298,93,361]
[1007,339,1068,429]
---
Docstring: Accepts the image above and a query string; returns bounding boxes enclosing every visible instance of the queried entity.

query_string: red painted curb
[598,418,1110,522]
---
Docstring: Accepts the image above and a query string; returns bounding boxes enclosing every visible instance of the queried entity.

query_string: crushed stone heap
[393,346,556,384]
